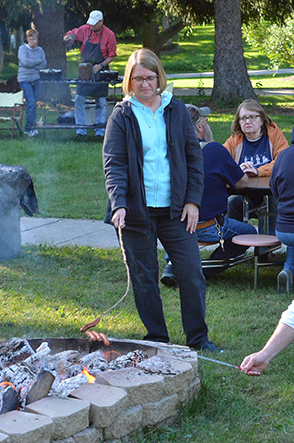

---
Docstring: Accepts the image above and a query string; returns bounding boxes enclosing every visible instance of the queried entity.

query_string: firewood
[0,338,35,369]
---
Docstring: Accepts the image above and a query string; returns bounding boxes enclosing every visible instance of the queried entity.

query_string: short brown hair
[231,99,273,136]
[122,48,167,96]
[26,29,39,39]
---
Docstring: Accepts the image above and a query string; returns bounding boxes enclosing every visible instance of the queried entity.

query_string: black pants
[119,208,208,348]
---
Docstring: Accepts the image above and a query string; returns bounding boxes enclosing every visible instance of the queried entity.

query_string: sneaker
[278,269,293,294]
[193,340,223,353]
[24,129,39,137]
[160,263,178,287]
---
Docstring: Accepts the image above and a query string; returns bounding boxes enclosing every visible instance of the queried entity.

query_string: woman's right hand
[111,208,126,229]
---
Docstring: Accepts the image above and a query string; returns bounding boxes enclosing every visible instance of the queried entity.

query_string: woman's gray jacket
[103,97,204,233]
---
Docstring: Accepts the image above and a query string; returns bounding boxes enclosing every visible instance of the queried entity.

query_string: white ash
[79,350,109,372]
[108,350,148,370]
[19,342,51,372]
[43,350,80,375]
[0,338,35,369]
[0,362,37,403]
[39,350,81,392]
[136,356,175,375]
[67,364,84,378]
[51,373,88,398]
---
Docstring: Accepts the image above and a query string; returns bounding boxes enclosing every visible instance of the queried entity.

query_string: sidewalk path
[167,68,294,79]
[169,68,294,96]
[21,217,119,249]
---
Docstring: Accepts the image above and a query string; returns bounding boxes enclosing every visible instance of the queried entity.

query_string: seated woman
[224,99,288,236]
[270,128,294,293]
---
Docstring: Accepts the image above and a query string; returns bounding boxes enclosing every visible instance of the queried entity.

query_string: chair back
[0,91,24,107]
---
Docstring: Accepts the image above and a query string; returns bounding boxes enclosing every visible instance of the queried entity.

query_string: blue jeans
[276,231,294,274]
[19,80,41,131]
[165,217,257,278]
[197,216,257,244]
[120,207,208,348]
[75,94,106,136]
[165,217,256,264]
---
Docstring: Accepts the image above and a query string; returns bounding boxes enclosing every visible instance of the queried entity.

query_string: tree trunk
[33,5,72,105]
[142,13,184,55]
[211,0,257,102]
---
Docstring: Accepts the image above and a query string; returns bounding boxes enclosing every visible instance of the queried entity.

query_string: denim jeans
[165,217,256,265]
[19,80,41,131]
[276,231,294,274]
[120,207,208,348]
[197,216,257,243]
[75,94,106,136]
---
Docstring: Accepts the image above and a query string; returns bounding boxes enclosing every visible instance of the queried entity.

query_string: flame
[0,381,15,388]
[81,367,95,383]
[103,350,121,362]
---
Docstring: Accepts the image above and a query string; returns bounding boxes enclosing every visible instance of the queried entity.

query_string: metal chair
[0,91,24,138]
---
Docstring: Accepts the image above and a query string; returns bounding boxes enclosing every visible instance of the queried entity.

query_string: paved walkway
[167,68,294,79]
[21,217,119,249]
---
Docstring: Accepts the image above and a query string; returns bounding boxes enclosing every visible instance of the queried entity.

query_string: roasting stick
[197,355,241,370]
[80,226,130,338]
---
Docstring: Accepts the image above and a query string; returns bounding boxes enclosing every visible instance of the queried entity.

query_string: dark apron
[77,28,108,98]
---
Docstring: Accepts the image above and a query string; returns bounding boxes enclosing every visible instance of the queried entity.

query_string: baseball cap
[87,10,103,25]
[185,104,211,123]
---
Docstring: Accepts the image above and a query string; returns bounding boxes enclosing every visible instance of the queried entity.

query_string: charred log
[0,338,35,369]
[0,385,20,415]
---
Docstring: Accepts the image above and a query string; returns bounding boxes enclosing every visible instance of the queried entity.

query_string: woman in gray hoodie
[17,28,47,137]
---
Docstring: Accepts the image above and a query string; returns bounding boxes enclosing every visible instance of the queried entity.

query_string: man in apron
[63,10,117,137]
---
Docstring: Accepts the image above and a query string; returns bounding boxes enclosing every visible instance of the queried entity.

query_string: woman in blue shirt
[102,49,222,352]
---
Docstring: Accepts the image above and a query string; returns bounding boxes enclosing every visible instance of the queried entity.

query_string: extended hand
[239,351,269,376]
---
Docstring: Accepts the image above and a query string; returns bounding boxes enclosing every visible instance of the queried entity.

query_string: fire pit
[0,337,200,442]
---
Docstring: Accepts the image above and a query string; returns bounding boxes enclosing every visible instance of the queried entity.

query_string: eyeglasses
[131,75,158,84]
[239,114,260,123]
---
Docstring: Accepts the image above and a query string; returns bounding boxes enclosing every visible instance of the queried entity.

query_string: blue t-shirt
[199,141,244,221]
[239,134,271,169]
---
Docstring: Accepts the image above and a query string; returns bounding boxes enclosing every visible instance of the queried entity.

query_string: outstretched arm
[240,322,294,375]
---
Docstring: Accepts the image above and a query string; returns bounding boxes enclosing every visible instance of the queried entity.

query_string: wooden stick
[80,226,130,332]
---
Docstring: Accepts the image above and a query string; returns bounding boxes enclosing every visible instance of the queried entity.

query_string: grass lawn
[1,23,294,443]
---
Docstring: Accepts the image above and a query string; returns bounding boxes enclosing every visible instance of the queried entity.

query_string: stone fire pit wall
[0,339,201,443]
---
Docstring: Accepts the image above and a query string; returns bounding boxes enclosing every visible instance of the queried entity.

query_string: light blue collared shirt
[125,90,172,207]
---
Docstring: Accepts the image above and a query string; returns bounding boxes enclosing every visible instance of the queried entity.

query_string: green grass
[1,246,293,442]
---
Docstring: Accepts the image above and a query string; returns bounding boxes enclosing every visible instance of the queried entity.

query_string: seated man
[161,105,257,286]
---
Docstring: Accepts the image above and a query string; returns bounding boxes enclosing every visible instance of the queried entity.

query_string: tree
[244,18,294,70]
[211,0,257,102]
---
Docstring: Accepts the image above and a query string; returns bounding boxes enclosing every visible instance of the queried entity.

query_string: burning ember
[81,367,95,383]
[0,337,150,414]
